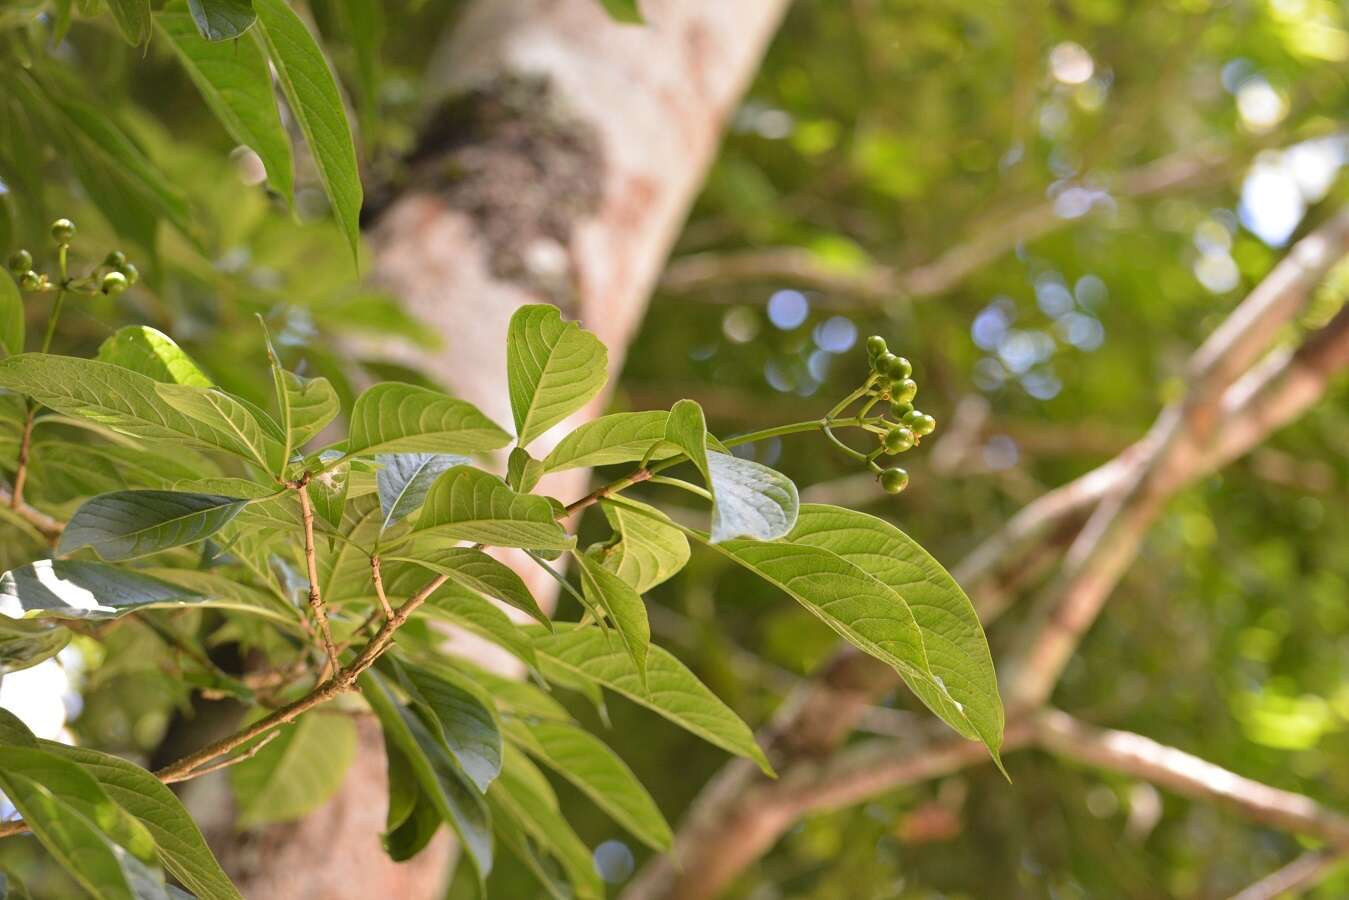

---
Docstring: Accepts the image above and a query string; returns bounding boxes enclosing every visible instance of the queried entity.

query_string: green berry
[50,218,75,244]
[866,335,888,357]
[880,467,909,494]
[904,411,936,436]
[7,250,32,274]
[885,355,912,380]
[101,271,129,295]
[876,351,898,372]
[104,250,127,269]
[19,270,40,291]
[121,262,139,286]
[892,378,918,404]
[882,426,915,454]
[889,400,914,419]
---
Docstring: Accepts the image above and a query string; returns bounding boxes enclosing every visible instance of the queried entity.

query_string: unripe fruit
[890,400,914,419]
[121,262,139,286]
[101,271,129,295]
[891,378,918,404]
[880,467,909,494]
[882,426,915,454]
[866,335,888,357]
[19,270,40,291]
[8,250,32,274]
[876,351,898,372]
[50,218,75,244]
[904,411,936,436]
[885,355,912,380]
[104,250,127,269]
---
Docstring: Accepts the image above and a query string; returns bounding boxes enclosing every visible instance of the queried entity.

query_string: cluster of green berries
[7,218,138,297]
[865,334,936,494]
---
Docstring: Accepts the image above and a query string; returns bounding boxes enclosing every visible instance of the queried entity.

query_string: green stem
[647,475,712,501]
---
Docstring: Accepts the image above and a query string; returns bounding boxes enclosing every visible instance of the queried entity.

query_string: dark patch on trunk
[365,75,603,306]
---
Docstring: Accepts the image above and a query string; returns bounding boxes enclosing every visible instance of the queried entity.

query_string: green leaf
[187,0,256,39]
[392,658,503,793]
[360,671,493,879]
[155,383,286,473]
[663,399,711,487]
[158,2,292,202]
[786,504,1003,760]
[0,271,23,358]
[506,305,608,448]
[530,624,772,774]
[707,451,799,543]
[347,382,511,457]
[308,451,349,528]
[0,355,269,458]
[32,74,192,240]
[0,560,228,620]
[573,550,649,685]
[599,499,689,593]
[597,0,643,23]
[45,742,243,900]
[105,0,152,44]
[508,718,672,850]
[506,447,543,493]
[413,466,574,550]
[0,617,71,674]
[252,0,363,262]
[392,546,548,626]
[377,453,470,530]
[59,490,247,561]
[488,747,604,900]
[381,755,441,861]
[541,411,677,473]
[231,712,358,827]
[417,582,539,672]
[96,326,212,387]
[0,746,160,900]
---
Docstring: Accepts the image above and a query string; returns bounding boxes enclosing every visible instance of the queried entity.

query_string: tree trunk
[207,1,789,896]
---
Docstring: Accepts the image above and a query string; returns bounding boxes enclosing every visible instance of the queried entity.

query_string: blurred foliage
[2,0,1349,896]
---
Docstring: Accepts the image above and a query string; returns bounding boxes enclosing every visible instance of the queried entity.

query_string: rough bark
[205,1,790,898]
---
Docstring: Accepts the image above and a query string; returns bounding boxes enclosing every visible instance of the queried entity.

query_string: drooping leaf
[488,747,604,900]
[573,550,649,685]
[508,718,672,850]
[381,751,441,861]
[155,383,286,473]
[377,453,470,530]
[158,2,292,202]
[663,399,711,488]
[252,0,363,262]
[392,546,548,626]
[0,617,72,674]
[786,504,1003,759]
[360,671,494,879]
[96,326,212,388]
[413,466,574,551]
[46,742,243,900]
[0,271,23,358]
[347,383,511,457]
[0,560,252,620]
[0,746,160,900]
[506,305,608,448]
[599,499,689,593]
[707,451,799,543]
[541,411,676,473]
[530,625,772,774]
[506,447,544,493]
[391,658,503,793]
[58,490,247,561]
[416,581,539,672]
[230,712,358,827]
[187,0,256,40]
[104,0,152,44]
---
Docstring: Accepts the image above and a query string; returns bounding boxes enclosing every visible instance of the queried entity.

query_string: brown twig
[1229,849,1348,900]
[10,409,35,511]
[0,482,64,541]
[295,479,340,676]
[370,555,394,619]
